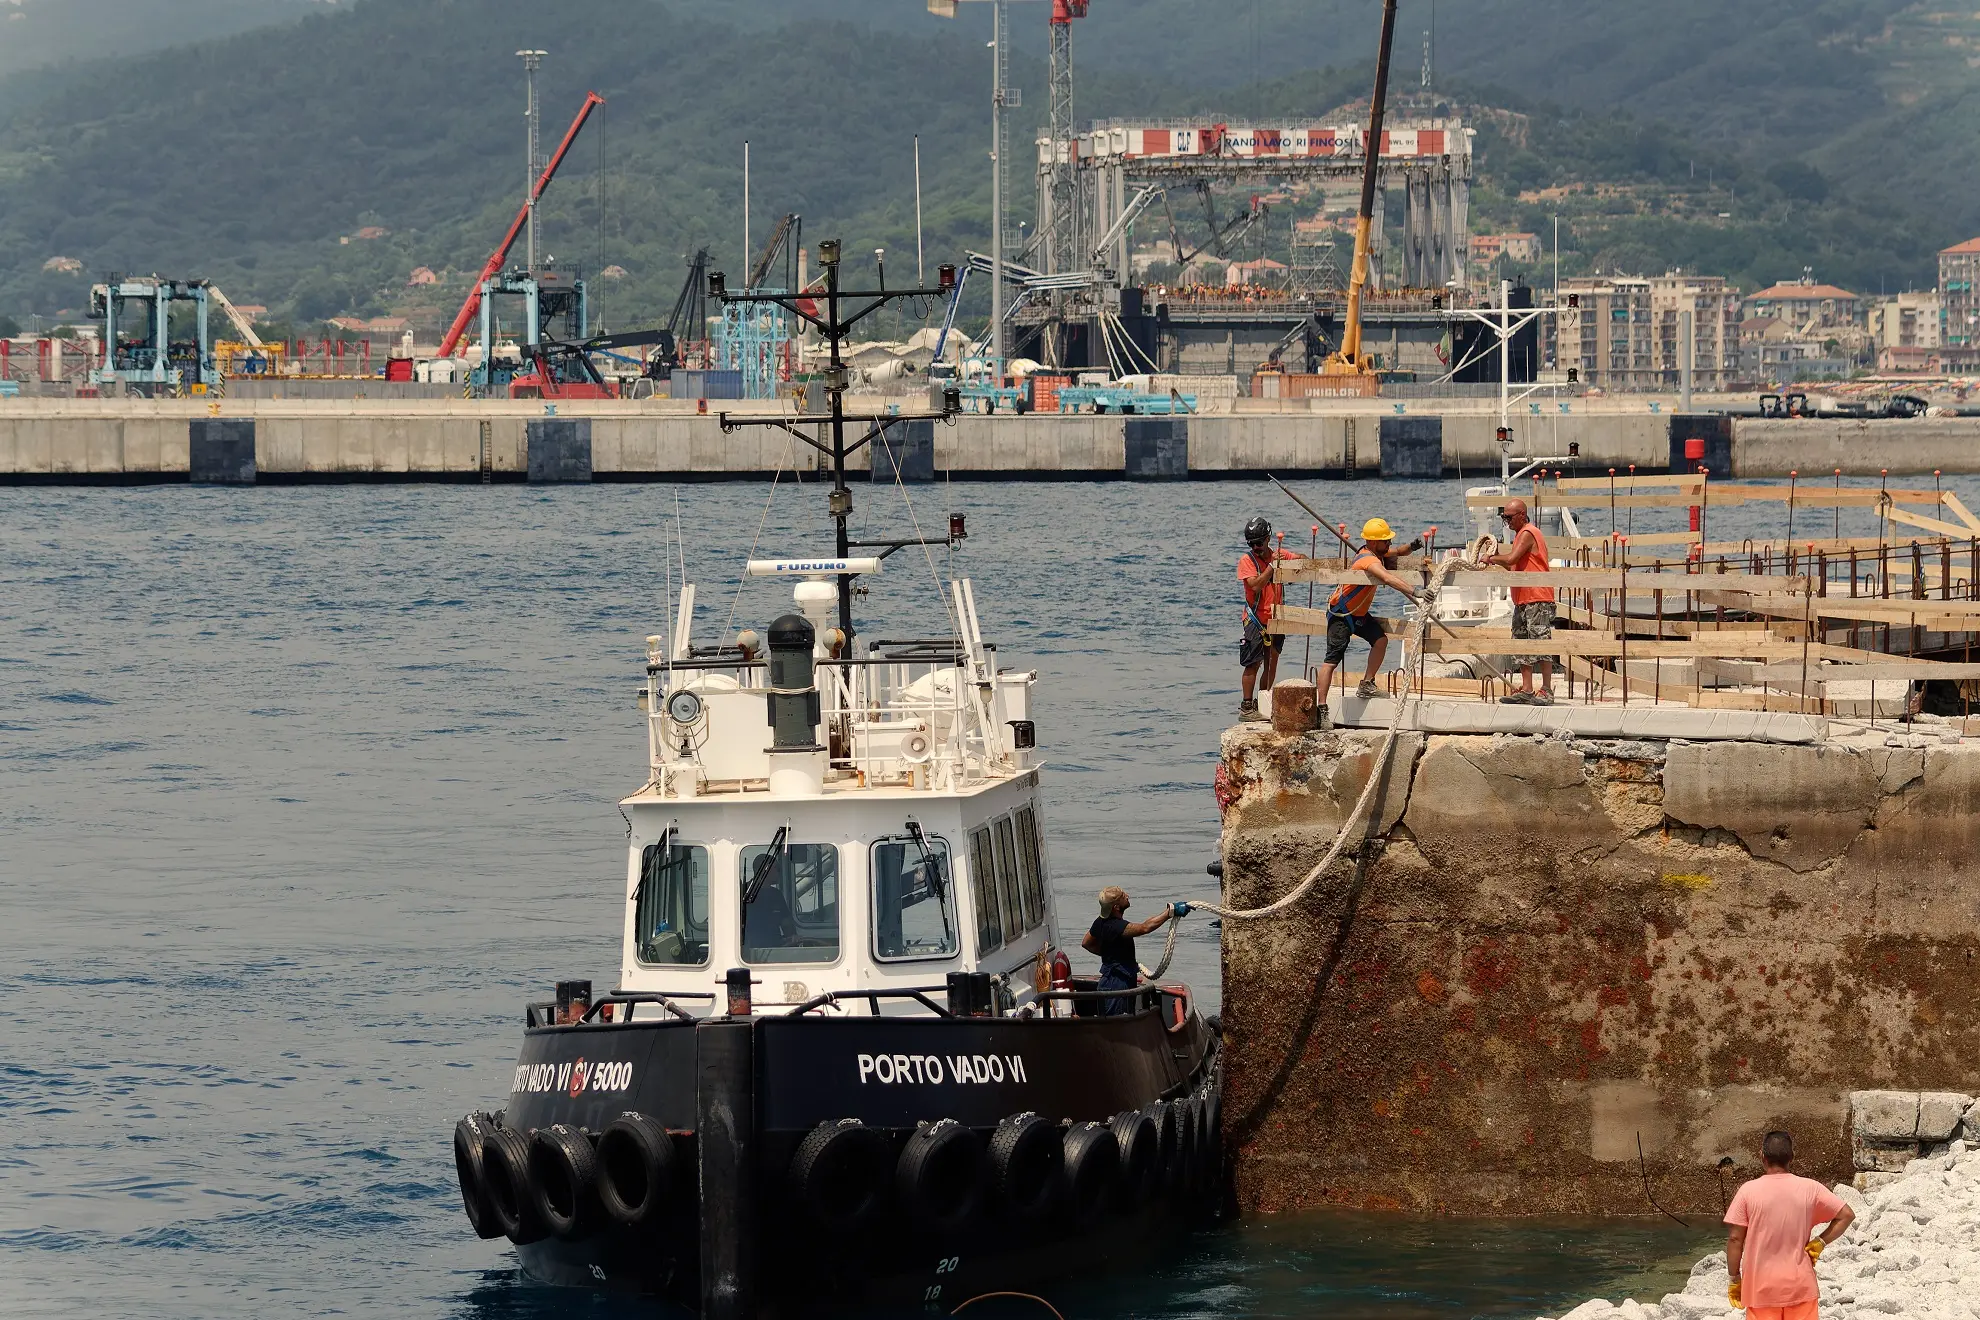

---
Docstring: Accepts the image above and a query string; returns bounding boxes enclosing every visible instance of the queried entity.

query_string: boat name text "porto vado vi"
[856,1052,1030,1085]
[511,1058,636,1097]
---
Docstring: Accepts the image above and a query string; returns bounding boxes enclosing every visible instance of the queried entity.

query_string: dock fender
[453,1114,505,1240]
[1108,1110,1160,1208]
[1170,1096,1201,1195]
[482,1124,549,1244]
[1060,1121,1120,1228]
[597,1112,677,1229]
[790,1118,889,1234]
[1145,1100,1180,1189]
[988,1112,1063,1218]
[530,1123,603,1241]
[896,1119,984,1233]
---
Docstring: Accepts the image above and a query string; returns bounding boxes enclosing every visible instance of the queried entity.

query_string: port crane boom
[437,91,606,360]
[1326,0,1399,379]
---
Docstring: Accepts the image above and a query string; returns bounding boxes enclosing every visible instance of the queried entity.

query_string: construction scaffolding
[718,294,791,399]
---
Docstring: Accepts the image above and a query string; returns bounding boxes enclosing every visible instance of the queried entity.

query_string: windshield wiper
[743,825,789,905]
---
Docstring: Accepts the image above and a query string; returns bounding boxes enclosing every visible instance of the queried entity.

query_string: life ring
[529,1123,602,1241]
[1060,1121,1120,1228]
[896,1119,984,1232]
[452,1114,505,1240]
[790,1118,888,1233]
[1109,1110,1160,1208]
[598,1113,676,1229]
[988,1113,1063,1218]
[481,1124,548,1244]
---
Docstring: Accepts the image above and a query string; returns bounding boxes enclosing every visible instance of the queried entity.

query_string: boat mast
[709,241,963,644]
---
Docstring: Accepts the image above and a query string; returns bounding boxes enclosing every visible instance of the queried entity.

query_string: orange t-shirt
[1239,549,1291,624]
[1327,551,1385,618]
[1723,1172,1845,1308]
[1508,523,1554,605]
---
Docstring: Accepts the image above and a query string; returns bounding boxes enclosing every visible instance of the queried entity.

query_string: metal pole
[914,135,925,285]
[518,50,545,276]
[743,140,751,284]
[990,0,1007,373]
[1499,278,1511,439]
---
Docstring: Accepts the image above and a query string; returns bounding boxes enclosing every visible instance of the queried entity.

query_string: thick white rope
[1181,534,1499,929]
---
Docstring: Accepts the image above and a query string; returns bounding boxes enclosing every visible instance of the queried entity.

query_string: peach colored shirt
[1724,1171,1844,1308]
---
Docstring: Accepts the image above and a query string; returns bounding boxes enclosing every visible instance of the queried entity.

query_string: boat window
[992,816,1025,942]
[871,834,958,962]
[740,842,840,964]
[634,841,710,967]
[1014,805,1045,930]
[968,826,1002,955]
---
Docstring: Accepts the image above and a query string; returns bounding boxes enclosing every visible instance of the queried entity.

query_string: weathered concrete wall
[1217,725,1980,1215]
[1733,418,1980,476]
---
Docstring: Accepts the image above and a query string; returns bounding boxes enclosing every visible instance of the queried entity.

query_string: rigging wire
[874,425,963,645]
[721,430,797,644]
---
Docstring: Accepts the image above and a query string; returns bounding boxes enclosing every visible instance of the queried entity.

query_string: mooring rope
[1139,533,1499,972]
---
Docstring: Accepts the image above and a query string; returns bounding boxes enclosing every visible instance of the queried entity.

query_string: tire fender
[597,1112,676,1229]
[529,1123,602,1241]
[481,1124,548,1244]
[895,1119,984,1233]
[790,1118,889,1234]
[1060,1121,1119,1228]
[453,1114,505,1240]
[988,1113,1063,1218]
[1108,1110,1160,1209]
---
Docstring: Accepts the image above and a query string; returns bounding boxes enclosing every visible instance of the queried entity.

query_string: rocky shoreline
[1537,1136,1980,1320]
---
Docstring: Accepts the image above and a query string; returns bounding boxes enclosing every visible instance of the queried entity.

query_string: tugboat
[449,242,1222,1318]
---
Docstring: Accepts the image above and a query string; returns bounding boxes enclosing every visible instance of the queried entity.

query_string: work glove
[1728,1280,1742,1309]
[1171,902,1191,918]
[1806,1238,1825,1263]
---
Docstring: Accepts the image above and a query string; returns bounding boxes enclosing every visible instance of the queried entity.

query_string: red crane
[437,91,606,360]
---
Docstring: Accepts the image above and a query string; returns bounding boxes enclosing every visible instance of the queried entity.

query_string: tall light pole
[518,50,546,275]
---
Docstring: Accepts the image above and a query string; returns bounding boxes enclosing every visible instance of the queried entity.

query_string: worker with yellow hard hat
[1312,515,1429,723]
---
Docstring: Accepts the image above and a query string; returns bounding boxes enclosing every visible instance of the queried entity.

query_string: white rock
[1559,1301,1620,1320]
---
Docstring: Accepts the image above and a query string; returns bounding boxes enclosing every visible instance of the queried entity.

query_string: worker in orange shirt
[1312,517,1427,722]
[1238,517,1301,721]
[1484,497,1556,705]
[1724,1130,1854,1319]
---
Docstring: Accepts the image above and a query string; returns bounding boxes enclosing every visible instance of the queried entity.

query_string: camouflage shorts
[1512,600,1556,669]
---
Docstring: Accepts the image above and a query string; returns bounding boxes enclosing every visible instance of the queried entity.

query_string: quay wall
[5,402,1980,480]
[1216,723,1980,1216]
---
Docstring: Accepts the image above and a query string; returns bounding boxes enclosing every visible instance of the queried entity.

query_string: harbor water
[9,476,1875,1318]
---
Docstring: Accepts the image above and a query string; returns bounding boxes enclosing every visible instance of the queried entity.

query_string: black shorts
[1239,616,1279,669]
[1324,613,1386,665]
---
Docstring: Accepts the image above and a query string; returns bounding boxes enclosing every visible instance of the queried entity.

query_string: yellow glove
[1807,1238,1826,1262]
[1728,1279,1742,1309]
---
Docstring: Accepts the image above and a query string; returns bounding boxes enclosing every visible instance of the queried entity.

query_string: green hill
[0,0,1967,329]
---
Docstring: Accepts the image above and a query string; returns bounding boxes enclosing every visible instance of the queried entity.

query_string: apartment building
[1551,273,1739,391]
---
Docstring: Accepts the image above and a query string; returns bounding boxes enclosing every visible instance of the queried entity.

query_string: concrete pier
[7,398,1980,481]
[1215,714,1980,1215]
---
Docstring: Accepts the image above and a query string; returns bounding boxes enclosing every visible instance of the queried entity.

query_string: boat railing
[525,990,716,1028]
[783,986,956,1017]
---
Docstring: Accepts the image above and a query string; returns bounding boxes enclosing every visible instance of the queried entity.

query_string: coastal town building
[1550,272,1737,391]
[1744,272,1865,331]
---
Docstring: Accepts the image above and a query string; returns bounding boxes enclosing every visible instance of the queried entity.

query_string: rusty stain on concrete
[1216,724,1980,1216]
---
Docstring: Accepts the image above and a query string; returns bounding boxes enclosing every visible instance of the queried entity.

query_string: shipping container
[668,369,743,400]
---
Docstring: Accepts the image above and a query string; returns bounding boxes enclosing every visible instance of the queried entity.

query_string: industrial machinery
[437,91,605,364]
[1322,0,1401,392]
[479,265,590,394]
[90,276,217,395]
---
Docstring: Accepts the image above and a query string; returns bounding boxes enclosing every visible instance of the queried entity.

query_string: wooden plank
[1942,491,1980,534]
[1564,530,1704,548]
[1749,662,1980,681]
[1556,474,1706,491]
[1465,491,1709,510]
[1281,566,1809,592]
[1415,636,1844,659]
[1880,506,1977,540]
[1477,485,1954,512]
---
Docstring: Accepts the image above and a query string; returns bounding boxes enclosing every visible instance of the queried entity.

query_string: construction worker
[1312,517,1426,720]
[1238,516,1301,721]
[1484,497,1555,704]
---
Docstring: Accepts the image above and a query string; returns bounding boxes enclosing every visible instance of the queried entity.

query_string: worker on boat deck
[1312,518,1426,722]
[1484,497,1556,706]
[1238,516,1302,721]
[1724,1130,1853,1319]
[1083,887,1184,1015]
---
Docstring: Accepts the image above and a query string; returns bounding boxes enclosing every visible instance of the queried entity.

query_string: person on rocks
[1082,887,1185,1015]
[1724,1129,1855,1319]
[1483,497,1557,706]
[1237,517,1303,722]
[1311,517,1428,724]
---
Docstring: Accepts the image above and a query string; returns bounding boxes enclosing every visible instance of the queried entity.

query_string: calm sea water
[10,471,1907,1318]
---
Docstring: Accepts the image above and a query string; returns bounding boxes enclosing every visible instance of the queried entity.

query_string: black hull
[460,1002,1223,1316]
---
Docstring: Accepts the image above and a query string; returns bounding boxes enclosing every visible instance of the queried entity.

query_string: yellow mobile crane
[1322,0,1401,389]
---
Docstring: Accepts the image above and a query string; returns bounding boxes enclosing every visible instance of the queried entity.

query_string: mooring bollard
[1270,679,1320,734]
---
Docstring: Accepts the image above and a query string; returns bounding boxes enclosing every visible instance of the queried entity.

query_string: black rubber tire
[481,1124,548,1244]
[1171,1097,1200,1197]
[988,1113,1063,1218]
[1195,1090,1219,1195]
[1061,1121,1119,1229]
[1146,1100,1179,1190]
[1109,1110,1160,1209]
[790,1119,889,1234]
[453,1114,504,1240]
[597,1113,676,1229]
[895,1120,984,1233]
[1201,1085,1224,1204]
[529,1123,602,1241]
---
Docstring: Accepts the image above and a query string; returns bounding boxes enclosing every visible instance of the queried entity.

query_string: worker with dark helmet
[1237,516,1302,721]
